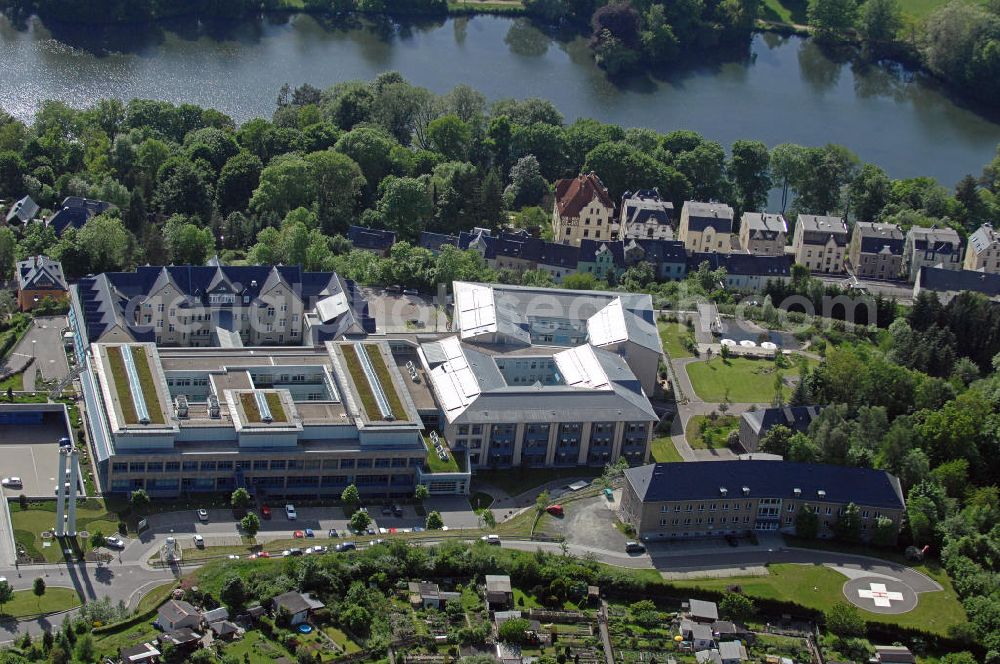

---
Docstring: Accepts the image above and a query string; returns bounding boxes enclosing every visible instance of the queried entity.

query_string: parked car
[193,535,205,548]
[1,477,22,488]
[104,535,126,549]
[197,509,209,523]
[481,534,501,546]
[227,554,240,560]
[625,541,645,553]
[285,504,297,520]
[403,289,419,296]
[261,504,271,519]
[335,541,357,552]
[258,551,270,558]
[392,504,403,517]
[306,545,327,555]
[327,528,339,538]
[284,548,303,556]
[293,530,305,539]
[304,528,315,538]
[546,505,564,517]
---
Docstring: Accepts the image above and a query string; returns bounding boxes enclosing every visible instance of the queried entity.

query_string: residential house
[791,215,848,274]
[711,621,750,641]
[687,252,793,290]
[903,226,963,282]
[535,242,580,283]
[848,222,904,280]
[5,195,38,224]
[120,642,162,663]
[963,223,1000,273]
[718,641,749,664]
[680,619,715,650]
[202,607,229,624]
[678,201,735,254]
[688,598,719,622]
[16,255,68,311]
[624,238,688,281]
[913,265,1000,304]
[874,646,916,664]
[157,628,201,649]
[618,189,674,241]
[272,591,325,625]
[157,600,201,631]
[485,574,513,609]
[552,173,615,246]
[419,231,460,254]
[739,213,787,256]
[348,226,396,257]
[696,649,723,664]
[619,461,906,541]
[47,196,113,236]
[408,581,462,609]
[209,620,241,639]
[738,406,823,453]
[578,239,625,282]
[69,262,374,351]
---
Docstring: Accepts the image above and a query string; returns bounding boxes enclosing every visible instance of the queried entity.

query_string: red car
[261,505,271,519]
[546,505,564,517]
[293,530,305,539]
[258,551,270,558]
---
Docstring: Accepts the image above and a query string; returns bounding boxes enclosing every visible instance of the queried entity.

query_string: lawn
[135,581,177,615]
[472,466,602,497]
[650,435,683,462]
[424,436,461,473]
[239,391,288,423]
[670,563,965,636]
[107,346,164,425]
[0,370,24,391]
[684,414,739,449]
[10,498,122,563]
[223,630,295,664]
[0,586,81,618]
[323,626,362,654]
[685,356,818,403]
[658,320,695,359]
[759,0,977,24]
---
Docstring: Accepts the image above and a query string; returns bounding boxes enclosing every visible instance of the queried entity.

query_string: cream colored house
[678,201,734,253]
[848,222,904,280]
[964,223,1000,273]
[552,173,615,246]
[738,212,787,256]
[792,214,848,273]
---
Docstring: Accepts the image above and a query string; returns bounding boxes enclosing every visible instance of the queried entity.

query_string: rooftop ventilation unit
[121,345,151,425]
[719,487,728,496]
[793,488,801,497]
[253,390,273,423]
[208,394,221,419]
[741,486,750,496]
[817,489,827,498]
[174,395,189,419]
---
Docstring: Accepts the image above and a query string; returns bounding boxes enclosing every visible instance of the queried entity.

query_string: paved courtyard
[0,411,79,498]
[537,494,628,551]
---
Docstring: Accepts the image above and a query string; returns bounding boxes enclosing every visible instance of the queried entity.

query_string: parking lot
[0,410,80,498]
[536,493,628,551]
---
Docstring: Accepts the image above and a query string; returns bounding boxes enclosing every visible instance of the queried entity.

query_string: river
[2,12,999,186]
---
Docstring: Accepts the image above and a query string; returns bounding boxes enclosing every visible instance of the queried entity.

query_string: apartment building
[963,223,1000,273]
[738,212,787,256]
[618,189,675,240]
[678,201,735,253]
[619,461,905,541]
[903,226,963,282]
[791,214,849,273]
[69,263,374,353]
[848,222,904,280]
[687,253,794,291]
[552,173,615,246]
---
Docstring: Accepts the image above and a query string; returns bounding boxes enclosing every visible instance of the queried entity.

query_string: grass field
[0,370,24,391]
[685,356,818,403]
[760,0,977,24]
[671,563,965,636]
[650,435,683,462]
[424,436,461,473]
[685,414,739,449]
[658,321,695,359]
[135,581,177,615]
[0,587,81,618]
[10,499,121,563]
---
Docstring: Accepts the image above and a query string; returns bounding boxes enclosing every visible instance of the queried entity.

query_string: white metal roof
[554,345,610,390]
[586,297,629,346]
[315,292,349,324]
[427,337,481,417]
[455,282,498,338]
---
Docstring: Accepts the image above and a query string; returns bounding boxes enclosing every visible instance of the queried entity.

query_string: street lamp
[31,339,36,359]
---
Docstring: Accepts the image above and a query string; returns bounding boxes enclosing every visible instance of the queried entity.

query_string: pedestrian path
[0,496,15,566]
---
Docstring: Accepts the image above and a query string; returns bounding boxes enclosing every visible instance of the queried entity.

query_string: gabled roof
[624,461,905,510]
[907,225,961,252]
[741,406,823,436]
[689,598,719,621]
[627,238,688,264]
[741,212,787,239]
[418,231,460,252]
[17,256,67,292]
[854,222,904,255]
[967,223,1000,256]
[797,214,848,245]
[5,195,38,224]
[579,239,625,266]
[622,189,674,227]
[158,599,199,624]
[273,591,313,615]
[348,225,396,251]
[555,173,613,218]
[688,252,793,278]
[683,201,734,233]
[47,196,113,235]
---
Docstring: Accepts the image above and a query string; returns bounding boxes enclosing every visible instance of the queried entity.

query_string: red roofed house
[553,173,615,247]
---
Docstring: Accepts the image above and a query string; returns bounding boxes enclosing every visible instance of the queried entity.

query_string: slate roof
[626,239,688,264]
[158,627,201,646]
[907,225,961,252]
[854,222,904,255]
[418,231,460,252]
[624,460,905,509]
[687,252,793,278]
[741,212,787,240]
[348,225,396,252]
[683,201,734,233]
[158,599,199,625]
[48,196,113,235]
[916,266,1000,298]
[73,264,373,346]
[797,214,848,246]
[967,223,1000,256]
[273,591,313,615]
[741,406,823,436]
[621,189,674,227]
[16,256,67,292]
[579,239,625,266]
[5,195,38,224]
[555,173,613,218]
